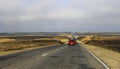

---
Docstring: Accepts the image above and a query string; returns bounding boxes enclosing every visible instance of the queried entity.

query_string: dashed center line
[42,53,48,56]
[42,48,62,57]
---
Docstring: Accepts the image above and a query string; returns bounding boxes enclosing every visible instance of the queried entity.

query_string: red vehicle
[68,40,76,46]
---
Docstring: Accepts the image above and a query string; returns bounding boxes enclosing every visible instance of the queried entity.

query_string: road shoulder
[82,44,120,69]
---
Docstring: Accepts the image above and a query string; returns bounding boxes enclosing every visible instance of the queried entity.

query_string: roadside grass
[0,36,68,52]
[0,38,16,43]
[80,36,92,44]
[80,35,120,52]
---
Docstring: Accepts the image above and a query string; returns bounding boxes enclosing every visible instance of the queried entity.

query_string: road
[0,44,109,69]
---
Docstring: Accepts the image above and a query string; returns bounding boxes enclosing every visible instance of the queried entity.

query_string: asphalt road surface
[0,44,109,69]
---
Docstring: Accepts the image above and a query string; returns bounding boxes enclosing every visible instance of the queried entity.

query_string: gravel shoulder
[83,44,120,69]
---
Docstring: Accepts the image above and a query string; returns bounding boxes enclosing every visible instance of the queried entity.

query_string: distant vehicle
[68,39,76,46]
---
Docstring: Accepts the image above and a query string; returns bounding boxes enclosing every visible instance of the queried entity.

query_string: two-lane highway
[0,44,109,69]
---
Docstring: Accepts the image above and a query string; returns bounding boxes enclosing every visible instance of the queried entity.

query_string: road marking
[55,49,58,51]
[83,45,110,69]
[42,53,48,56]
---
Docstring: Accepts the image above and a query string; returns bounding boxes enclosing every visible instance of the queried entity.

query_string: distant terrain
[0,33,69,52]
[78,35,120,52]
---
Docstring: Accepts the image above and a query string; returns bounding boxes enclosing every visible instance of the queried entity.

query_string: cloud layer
[0,0,120,32]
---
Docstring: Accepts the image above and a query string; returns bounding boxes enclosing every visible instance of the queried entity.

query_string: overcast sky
[0,0,120,32]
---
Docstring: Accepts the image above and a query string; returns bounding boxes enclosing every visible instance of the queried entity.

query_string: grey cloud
[0,0,120,32]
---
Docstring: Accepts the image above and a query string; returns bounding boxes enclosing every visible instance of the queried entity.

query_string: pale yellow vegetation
[93,36,120,40]
[81,36,92,43]
[0,38,16,43]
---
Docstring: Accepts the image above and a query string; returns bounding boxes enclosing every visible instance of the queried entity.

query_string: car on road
[68,39,76,46]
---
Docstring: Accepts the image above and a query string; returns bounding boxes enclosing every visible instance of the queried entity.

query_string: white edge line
[42,53,48,56]
[82,45,110,69]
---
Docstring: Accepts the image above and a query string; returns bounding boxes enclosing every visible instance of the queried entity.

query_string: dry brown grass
[35,37,69,44]
[0,44,59,56]
[80,35,120,52]
[80,36,92,43]
[83,44,120,69]
[60,38,69,44]
[0,36,68,52]
[0,35,69,57]
[0,38,16,43]
[0,40,58,51]
[93,36,120,40]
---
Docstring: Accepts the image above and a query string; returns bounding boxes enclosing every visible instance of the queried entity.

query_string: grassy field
[80,35,120,52]
[0,35,69,52]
